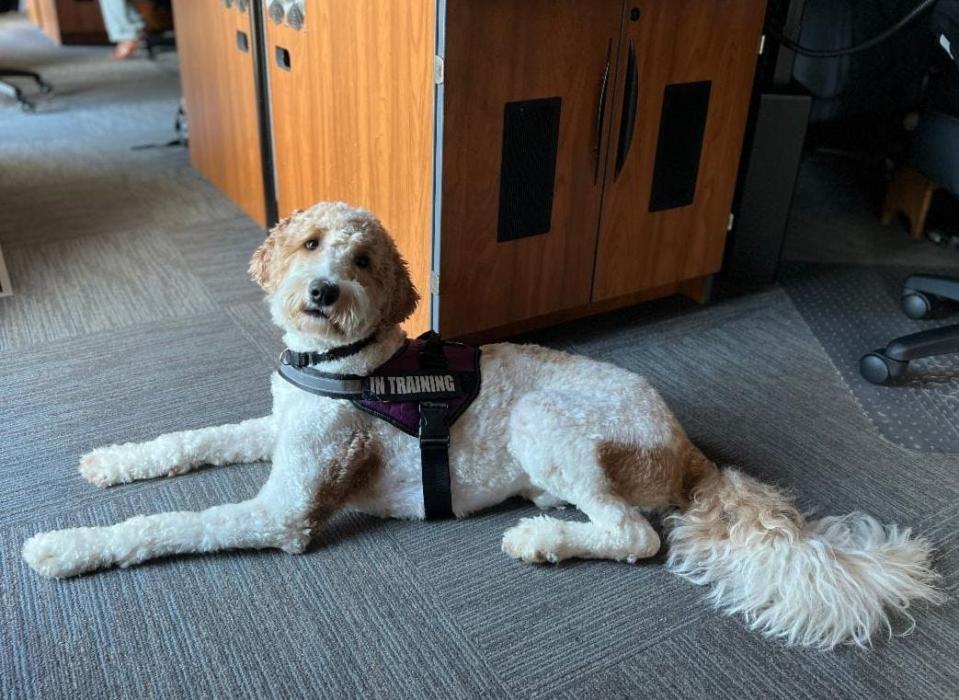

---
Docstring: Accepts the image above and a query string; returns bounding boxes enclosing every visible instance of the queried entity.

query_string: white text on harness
[369,374,457,397]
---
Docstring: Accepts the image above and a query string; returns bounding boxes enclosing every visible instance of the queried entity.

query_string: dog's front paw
[501,516,567,564]
[79,447,131,487]
[22,529,107,579]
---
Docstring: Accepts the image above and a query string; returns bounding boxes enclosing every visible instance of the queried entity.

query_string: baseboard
[449,275,712,344]
[0,244,12,297]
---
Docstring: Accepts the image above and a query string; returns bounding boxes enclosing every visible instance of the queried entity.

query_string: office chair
[860,1,959,385]
[0,67,51,112]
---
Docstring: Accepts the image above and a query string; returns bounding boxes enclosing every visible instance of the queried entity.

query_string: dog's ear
[249,213,297,291]
[248,232,277,291]
[384,245,420,327]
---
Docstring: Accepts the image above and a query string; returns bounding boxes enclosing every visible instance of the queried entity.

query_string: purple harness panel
[352,338,482,437]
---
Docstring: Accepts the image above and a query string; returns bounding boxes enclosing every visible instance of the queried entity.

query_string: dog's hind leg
[502,499,660,564]
[79,415,277,488]
[503,386,688,564]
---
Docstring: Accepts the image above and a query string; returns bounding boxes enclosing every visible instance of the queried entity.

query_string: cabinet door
[172,0,267,226]
[592,0,766,302]
[34,0,108,45]
[263,0,436,335]
[439,0,624,338]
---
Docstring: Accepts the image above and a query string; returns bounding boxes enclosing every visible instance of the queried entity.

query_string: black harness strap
[417,332,454,520]
[418,402,454,520]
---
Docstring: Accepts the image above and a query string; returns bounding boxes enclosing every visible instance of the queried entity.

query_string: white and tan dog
[23,202,943,648]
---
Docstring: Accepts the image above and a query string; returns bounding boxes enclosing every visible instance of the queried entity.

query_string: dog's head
[249,202,419,344]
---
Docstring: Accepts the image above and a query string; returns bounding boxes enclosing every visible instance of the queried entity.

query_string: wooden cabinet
[437,0,764,335]
[26,0,43,27]
[29,0,108,45]
[177,0,766,339]
[172,0,268,226]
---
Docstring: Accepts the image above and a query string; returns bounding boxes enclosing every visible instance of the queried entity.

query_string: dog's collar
[276,365,367,398]
[280,333,378,368]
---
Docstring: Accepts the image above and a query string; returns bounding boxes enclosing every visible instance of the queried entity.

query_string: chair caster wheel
[19,100,35,113]
[860,351,908,385]
[901,290,932,319]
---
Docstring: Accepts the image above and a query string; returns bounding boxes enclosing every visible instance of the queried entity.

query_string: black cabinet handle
[614,41,638,180]
[236,30,249,53]
[593,40,612,185]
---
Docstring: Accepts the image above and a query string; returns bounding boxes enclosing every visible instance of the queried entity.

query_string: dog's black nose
[308,279,340,307]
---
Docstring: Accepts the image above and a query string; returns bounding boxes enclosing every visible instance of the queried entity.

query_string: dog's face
[249,202,419,343]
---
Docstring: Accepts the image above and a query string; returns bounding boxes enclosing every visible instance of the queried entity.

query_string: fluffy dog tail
[664,465,945,648]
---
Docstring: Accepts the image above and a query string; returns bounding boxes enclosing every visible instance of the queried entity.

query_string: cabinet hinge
[430,272,440,295]
[758,34,766,55]
[433,55,445,85]
[727,213,735,231]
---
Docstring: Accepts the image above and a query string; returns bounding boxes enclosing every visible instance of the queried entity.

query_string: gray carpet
[1,14,958,700]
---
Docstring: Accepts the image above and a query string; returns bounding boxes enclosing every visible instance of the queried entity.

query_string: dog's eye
[354,254,371,269]
[304,239,319,251]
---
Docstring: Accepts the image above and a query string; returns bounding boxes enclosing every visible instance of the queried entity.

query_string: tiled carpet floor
[1,14,957,700]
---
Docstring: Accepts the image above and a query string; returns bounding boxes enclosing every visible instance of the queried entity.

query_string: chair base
[0,68,52,112]
[860,274,959,384]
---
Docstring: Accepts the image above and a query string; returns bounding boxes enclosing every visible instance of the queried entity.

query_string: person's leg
[99,0,145,58]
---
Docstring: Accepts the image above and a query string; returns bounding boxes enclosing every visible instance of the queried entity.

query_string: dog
[23,201,944,648]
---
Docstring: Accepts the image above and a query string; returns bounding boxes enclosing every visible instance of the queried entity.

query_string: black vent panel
[497,97,562,242]
[649,81,712,212]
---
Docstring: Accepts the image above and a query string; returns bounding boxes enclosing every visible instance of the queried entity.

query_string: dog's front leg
[21,497,307,579]
[79,415,277,487]
[23,428,375,578]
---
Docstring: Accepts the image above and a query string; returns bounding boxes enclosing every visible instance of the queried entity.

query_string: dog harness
[277,332,481,519]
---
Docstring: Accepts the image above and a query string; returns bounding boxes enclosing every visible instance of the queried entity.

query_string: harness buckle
[281,349,305,367]
[419,401,450,445]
